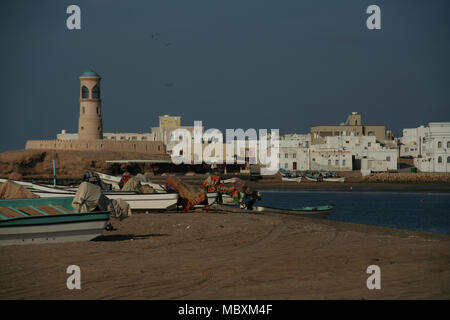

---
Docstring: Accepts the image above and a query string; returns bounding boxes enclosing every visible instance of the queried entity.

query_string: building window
[285,153,288,158]
[82,106,85,114]
[438,156,442,163]
[293,153,296,158]
[437,141,442,148]
[284,163,288,169]
[81,86,89,99]
[335,160,339,166]
[447,142,450,149]
[328,159,331,166]
[368,142,371,147]
[343,159,346,166]
[92,85,100,99]
[447,156,450,163]
[386,156,391,161]
[312,158,316,162]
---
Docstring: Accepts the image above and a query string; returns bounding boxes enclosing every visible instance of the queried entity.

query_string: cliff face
[0,149,170,180]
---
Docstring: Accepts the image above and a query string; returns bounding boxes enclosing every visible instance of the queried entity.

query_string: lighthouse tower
[78,70,103,140]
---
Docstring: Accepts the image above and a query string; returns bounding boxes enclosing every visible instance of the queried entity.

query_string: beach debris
[186,225,191,230]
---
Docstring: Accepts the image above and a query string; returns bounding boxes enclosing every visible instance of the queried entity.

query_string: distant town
[25,71,450,175]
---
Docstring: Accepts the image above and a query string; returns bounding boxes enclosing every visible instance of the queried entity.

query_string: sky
[0,0,449,152]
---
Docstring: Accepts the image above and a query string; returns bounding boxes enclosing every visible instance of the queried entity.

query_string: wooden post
[53,159,56,187]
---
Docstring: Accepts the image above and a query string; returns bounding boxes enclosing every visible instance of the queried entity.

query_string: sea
[258,190,450,235]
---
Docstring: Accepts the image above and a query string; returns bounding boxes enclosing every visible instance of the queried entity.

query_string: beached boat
[213,204,333,219]
[95,172,166,192]
[323,177,345,182]
[282,177,302,182]
[0,179,218,211]
[0,197,110,246]
[304,174,322,182]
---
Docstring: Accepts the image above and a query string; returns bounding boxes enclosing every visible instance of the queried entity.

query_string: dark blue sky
[1,0,449,152]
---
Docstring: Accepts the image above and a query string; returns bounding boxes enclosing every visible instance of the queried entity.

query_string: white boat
[323,177,345,182]
[0,179,218,211]
[304,175,321,182]
[282,177,302,182]
[95,172,166,192]
[0,197,110,246]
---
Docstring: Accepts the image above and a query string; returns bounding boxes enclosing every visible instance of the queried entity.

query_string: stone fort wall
[25,139,165,154]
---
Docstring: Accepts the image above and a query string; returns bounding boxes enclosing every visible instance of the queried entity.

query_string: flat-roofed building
[310,112,387,145]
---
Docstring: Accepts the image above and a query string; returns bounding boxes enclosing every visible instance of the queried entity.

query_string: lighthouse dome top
[80,70,100,78]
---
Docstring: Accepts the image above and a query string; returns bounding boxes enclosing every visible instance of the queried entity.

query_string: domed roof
[80,70,100,78]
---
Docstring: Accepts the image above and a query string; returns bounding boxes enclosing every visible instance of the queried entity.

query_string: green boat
[213,204,334,219]
[0,197,111,246]
[260,204,333,219]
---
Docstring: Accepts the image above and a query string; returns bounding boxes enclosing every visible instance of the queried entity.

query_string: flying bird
[151,33,160,39]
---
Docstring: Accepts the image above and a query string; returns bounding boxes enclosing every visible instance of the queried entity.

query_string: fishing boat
[304,174,322,182]
[0,179,218,211]
[95,172,166,192]
[323,177,345,182]
[282,177,302,182]
[213,203,333,219]
[0,197,110,246]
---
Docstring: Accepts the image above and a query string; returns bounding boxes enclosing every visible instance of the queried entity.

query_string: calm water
[258,190,450,235]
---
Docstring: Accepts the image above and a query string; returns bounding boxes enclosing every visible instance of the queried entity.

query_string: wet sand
[1,209,449,299]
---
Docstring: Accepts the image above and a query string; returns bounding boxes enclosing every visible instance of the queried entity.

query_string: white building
[399,126,428,158]
[278,134,398,173]
[321,135,398,171]
[414,122,450,172]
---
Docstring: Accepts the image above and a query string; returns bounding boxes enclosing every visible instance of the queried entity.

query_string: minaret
[78,70,103,140]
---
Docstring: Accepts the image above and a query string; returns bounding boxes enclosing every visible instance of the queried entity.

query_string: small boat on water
[0,197,110,246]
[282,177,302,182]
[304,174,322,182]
[213,204,333,219]
[323,177,345,182]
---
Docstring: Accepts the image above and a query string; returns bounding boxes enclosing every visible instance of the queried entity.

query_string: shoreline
[252,182,450,193]
[1,209,449,299]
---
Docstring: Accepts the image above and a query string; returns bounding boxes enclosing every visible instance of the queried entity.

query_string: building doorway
[293,162,297,170]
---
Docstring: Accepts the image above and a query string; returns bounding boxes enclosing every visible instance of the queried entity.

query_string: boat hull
[282,177,302,182]
[323,177,345,182]
[0,213,110,246]
[213,204,332,219]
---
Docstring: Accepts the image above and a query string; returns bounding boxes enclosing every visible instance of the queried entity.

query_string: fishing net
[165,175,208,212]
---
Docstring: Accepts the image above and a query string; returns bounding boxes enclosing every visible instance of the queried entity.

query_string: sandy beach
[1,209,449,300]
